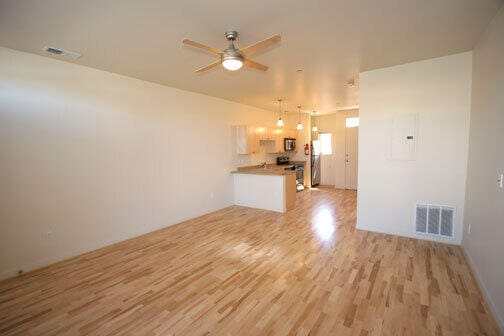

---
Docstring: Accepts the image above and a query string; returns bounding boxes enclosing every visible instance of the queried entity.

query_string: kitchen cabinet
[273,128,286,153]
[266,128,295,153]
[255,126,274,141]
[235,125,297,154]
[264,128,284,154]
[235,125,259,154]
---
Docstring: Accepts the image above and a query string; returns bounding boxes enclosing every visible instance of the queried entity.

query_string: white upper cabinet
[234,125,296,155]
[235,125,258,154]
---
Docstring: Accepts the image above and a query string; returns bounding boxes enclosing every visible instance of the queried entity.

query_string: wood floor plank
[0,187,500,335]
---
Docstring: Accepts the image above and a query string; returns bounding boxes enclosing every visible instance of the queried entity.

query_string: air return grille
[415,203,454,238]
[43,46,81,60]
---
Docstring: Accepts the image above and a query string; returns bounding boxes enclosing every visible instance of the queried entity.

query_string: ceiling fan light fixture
[222,48,244,71]
[222,57,243,71]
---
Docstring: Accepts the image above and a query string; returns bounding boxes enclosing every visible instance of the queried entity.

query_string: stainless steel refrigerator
[311,140,321,187]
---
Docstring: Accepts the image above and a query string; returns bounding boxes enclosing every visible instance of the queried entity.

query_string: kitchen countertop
[290,160,307,166]
[231,164,297,176]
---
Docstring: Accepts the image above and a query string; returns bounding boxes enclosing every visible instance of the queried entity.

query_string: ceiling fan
[182,31,281,73]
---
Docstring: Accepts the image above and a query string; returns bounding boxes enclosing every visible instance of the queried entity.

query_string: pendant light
[312,111,318,132]
[276,99,284,127]
[296,105,303,130]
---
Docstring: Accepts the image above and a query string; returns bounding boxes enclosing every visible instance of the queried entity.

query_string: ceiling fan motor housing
[222,47,243,62]
[225,31,238,41]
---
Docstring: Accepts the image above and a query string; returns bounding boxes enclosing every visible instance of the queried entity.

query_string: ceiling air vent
[415,203,454,238]
[43,46,81,60]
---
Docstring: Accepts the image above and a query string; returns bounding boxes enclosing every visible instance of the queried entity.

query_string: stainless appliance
[284,138,296,151]
[277,156,304,191]
[311,141,321,187]
[276,156,290,165]
[294,164,305,191]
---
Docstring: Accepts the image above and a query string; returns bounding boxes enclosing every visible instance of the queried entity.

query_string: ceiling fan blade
[195,60,221,73]
[240,34,281,57]
[182,38,223,55]
[243,59,268,71]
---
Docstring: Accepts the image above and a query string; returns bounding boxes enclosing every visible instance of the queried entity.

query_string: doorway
[310,110,359,190]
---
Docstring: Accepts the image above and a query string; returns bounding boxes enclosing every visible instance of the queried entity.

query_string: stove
[276,156,290,165]
[277,156,304,191]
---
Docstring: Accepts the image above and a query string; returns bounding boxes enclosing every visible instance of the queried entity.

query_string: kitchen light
[297,105,303,130]
[276,98,284,127]
[312,111,318,132]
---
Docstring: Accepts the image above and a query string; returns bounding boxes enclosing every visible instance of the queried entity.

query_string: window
[346,117,360,128]
[319,132,332,155]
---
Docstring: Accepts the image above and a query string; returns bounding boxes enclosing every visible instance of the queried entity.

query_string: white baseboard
[0,234,130,281]
[355,224,461,245]
[462,246,504,334]
[0,205,229,281]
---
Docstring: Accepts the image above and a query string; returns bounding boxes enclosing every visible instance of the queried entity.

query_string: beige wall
[312,109,358,188]
[463,7,504,330]
[0,47,283,279]
[357,52,472,245]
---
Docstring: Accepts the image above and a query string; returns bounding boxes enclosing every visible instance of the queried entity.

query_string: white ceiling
[0,0,501,114]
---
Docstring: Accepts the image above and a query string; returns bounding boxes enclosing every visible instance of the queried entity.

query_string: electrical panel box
[390,114,418,161]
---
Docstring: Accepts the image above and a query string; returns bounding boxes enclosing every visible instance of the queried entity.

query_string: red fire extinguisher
[304,144,309,156]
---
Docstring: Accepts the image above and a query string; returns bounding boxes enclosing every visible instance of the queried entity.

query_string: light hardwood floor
[0,187,500,335]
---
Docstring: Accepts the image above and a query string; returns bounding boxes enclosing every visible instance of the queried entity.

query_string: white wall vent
[43,46,81,60]
[415,203,454,238]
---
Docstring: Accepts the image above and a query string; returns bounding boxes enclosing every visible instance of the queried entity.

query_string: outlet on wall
[47,231,53,240]
[210,193,214,199]
[467,223,471,235]
[498,173,503,189]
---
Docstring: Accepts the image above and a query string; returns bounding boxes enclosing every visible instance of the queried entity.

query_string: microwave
[284,138,296,151]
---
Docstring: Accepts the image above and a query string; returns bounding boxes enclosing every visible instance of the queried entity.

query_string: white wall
[0,47,281,279]
[313,109,359,188]
[357,52,472,244]
[463,7,504,330]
